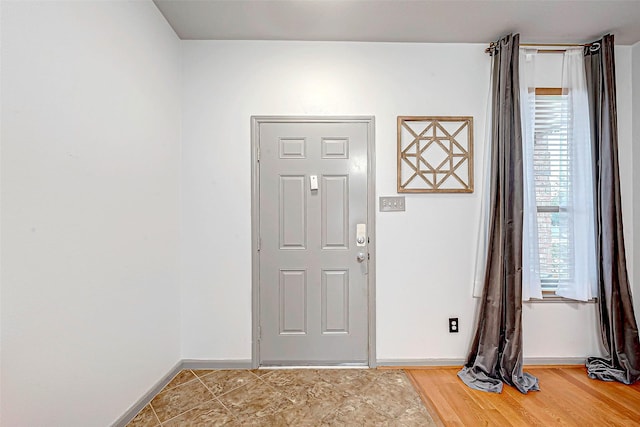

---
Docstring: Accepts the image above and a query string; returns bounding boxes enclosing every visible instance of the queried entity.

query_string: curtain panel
[554,48,598,301]
[584,34,640,384]
[519,48,543,301]
[458,33,539,394]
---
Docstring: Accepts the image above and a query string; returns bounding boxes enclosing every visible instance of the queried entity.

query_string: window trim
[525,295,596,303]
[535,87,566,96]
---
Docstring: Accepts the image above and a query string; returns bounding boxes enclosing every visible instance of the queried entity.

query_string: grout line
[212,395,239,423]
[189,369,209,387]
[194,374,218,398]
[208,370,262,399]
[194,373,239,422]
[252,371,280,390]
[148,404,162,427]
[162,370,199,392]
[247,370,263,383]
[153,372,217,425]
[189,368,210,379]
[195,374,219,399]
[253,369,275,379]
[158,397,220,426]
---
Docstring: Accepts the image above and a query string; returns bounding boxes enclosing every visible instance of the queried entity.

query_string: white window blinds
[533,92,571,292]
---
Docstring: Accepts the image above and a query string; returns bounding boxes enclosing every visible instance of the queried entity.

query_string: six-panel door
[258,121,369,365]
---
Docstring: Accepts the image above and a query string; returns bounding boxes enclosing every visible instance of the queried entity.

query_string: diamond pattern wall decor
[397,116,474,193]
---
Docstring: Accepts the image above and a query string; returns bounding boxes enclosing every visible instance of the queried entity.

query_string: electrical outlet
[449,317,459,333]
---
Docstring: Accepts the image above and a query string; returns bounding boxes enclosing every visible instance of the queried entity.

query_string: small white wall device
[309,175,318,191]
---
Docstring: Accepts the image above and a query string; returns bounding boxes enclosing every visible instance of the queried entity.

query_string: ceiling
[153,0,640,45]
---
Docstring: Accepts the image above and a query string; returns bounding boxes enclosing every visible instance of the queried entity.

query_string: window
[533,88,571,295]
[520,48,596,302]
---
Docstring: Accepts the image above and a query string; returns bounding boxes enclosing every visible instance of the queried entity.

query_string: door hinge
[257,147,260,161]
[258,326,261,340]
[257,237,261,251]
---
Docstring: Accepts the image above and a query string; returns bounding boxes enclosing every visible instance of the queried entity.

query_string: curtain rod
[485,41,600,54]
[520,43,589,47]
[521,41,601,54]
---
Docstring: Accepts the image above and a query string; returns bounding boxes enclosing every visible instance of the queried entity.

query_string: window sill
[525,295,597,304]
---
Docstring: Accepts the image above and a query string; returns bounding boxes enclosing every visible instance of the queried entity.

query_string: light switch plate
[379,196,405,212]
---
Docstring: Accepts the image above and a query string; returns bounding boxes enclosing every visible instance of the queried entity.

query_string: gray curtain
[584,34,640,384]
[457,34,539,394]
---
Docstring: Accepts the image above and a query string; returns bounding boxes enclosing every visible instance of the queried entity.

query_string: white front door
[253,117,374,366]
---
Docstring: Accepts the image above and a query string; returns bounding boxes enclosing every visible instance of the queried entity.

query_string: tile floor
[127,368,436,426]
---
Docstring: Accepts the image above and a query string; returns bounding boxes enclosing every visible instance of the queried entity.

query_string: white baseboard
[378,357,586,368]
[377,358,465,367]
[111,360,182,427]
[523,357,586,365]
[182,359,253,370]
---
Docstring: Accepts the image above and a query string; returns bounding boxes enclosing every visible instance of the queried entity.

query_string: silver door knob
[356,252,366,262]
[357,236,365,244]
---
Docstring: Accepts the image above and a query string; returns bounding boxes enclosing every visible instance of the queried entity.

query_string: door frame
[250,116,376,368]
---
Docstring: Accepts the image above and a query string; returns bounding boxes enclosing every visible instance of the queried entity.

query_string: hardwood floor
[405,366,640,426]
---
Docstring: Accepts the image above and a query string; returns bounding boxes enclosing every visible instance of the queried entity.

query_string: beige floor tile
[262,369,344,405]
[217,379,289,421]
[151,377,214,422]
[320,395,394,426]
[126,404,159,427]
[162,399,236,427]
[260,369,320,387]
[164,370,198,390]
[198,369,260,396]
[268,394,349,426]
[371,369,414,387]
[316,368,381,396]
[127,368,436,426]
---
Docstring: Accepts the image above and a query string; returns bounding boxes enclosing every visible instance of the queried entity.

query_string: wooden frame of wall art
[397,116,474,193]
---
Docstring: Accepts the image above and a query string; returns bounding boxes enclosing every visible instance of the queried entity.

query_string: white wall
[1,1,181,425]
[180,41,635,362]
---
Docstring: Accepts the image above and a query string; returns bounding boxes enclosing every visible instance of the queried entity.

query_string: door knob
[356,252,366,262]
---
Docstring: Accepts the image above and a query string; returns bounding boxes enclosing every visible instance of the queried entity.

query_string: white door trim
[251,116,376,368]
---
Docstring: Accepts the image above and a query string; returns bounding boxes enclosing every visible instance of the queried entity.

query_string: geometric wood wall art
[397,116,474,193]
